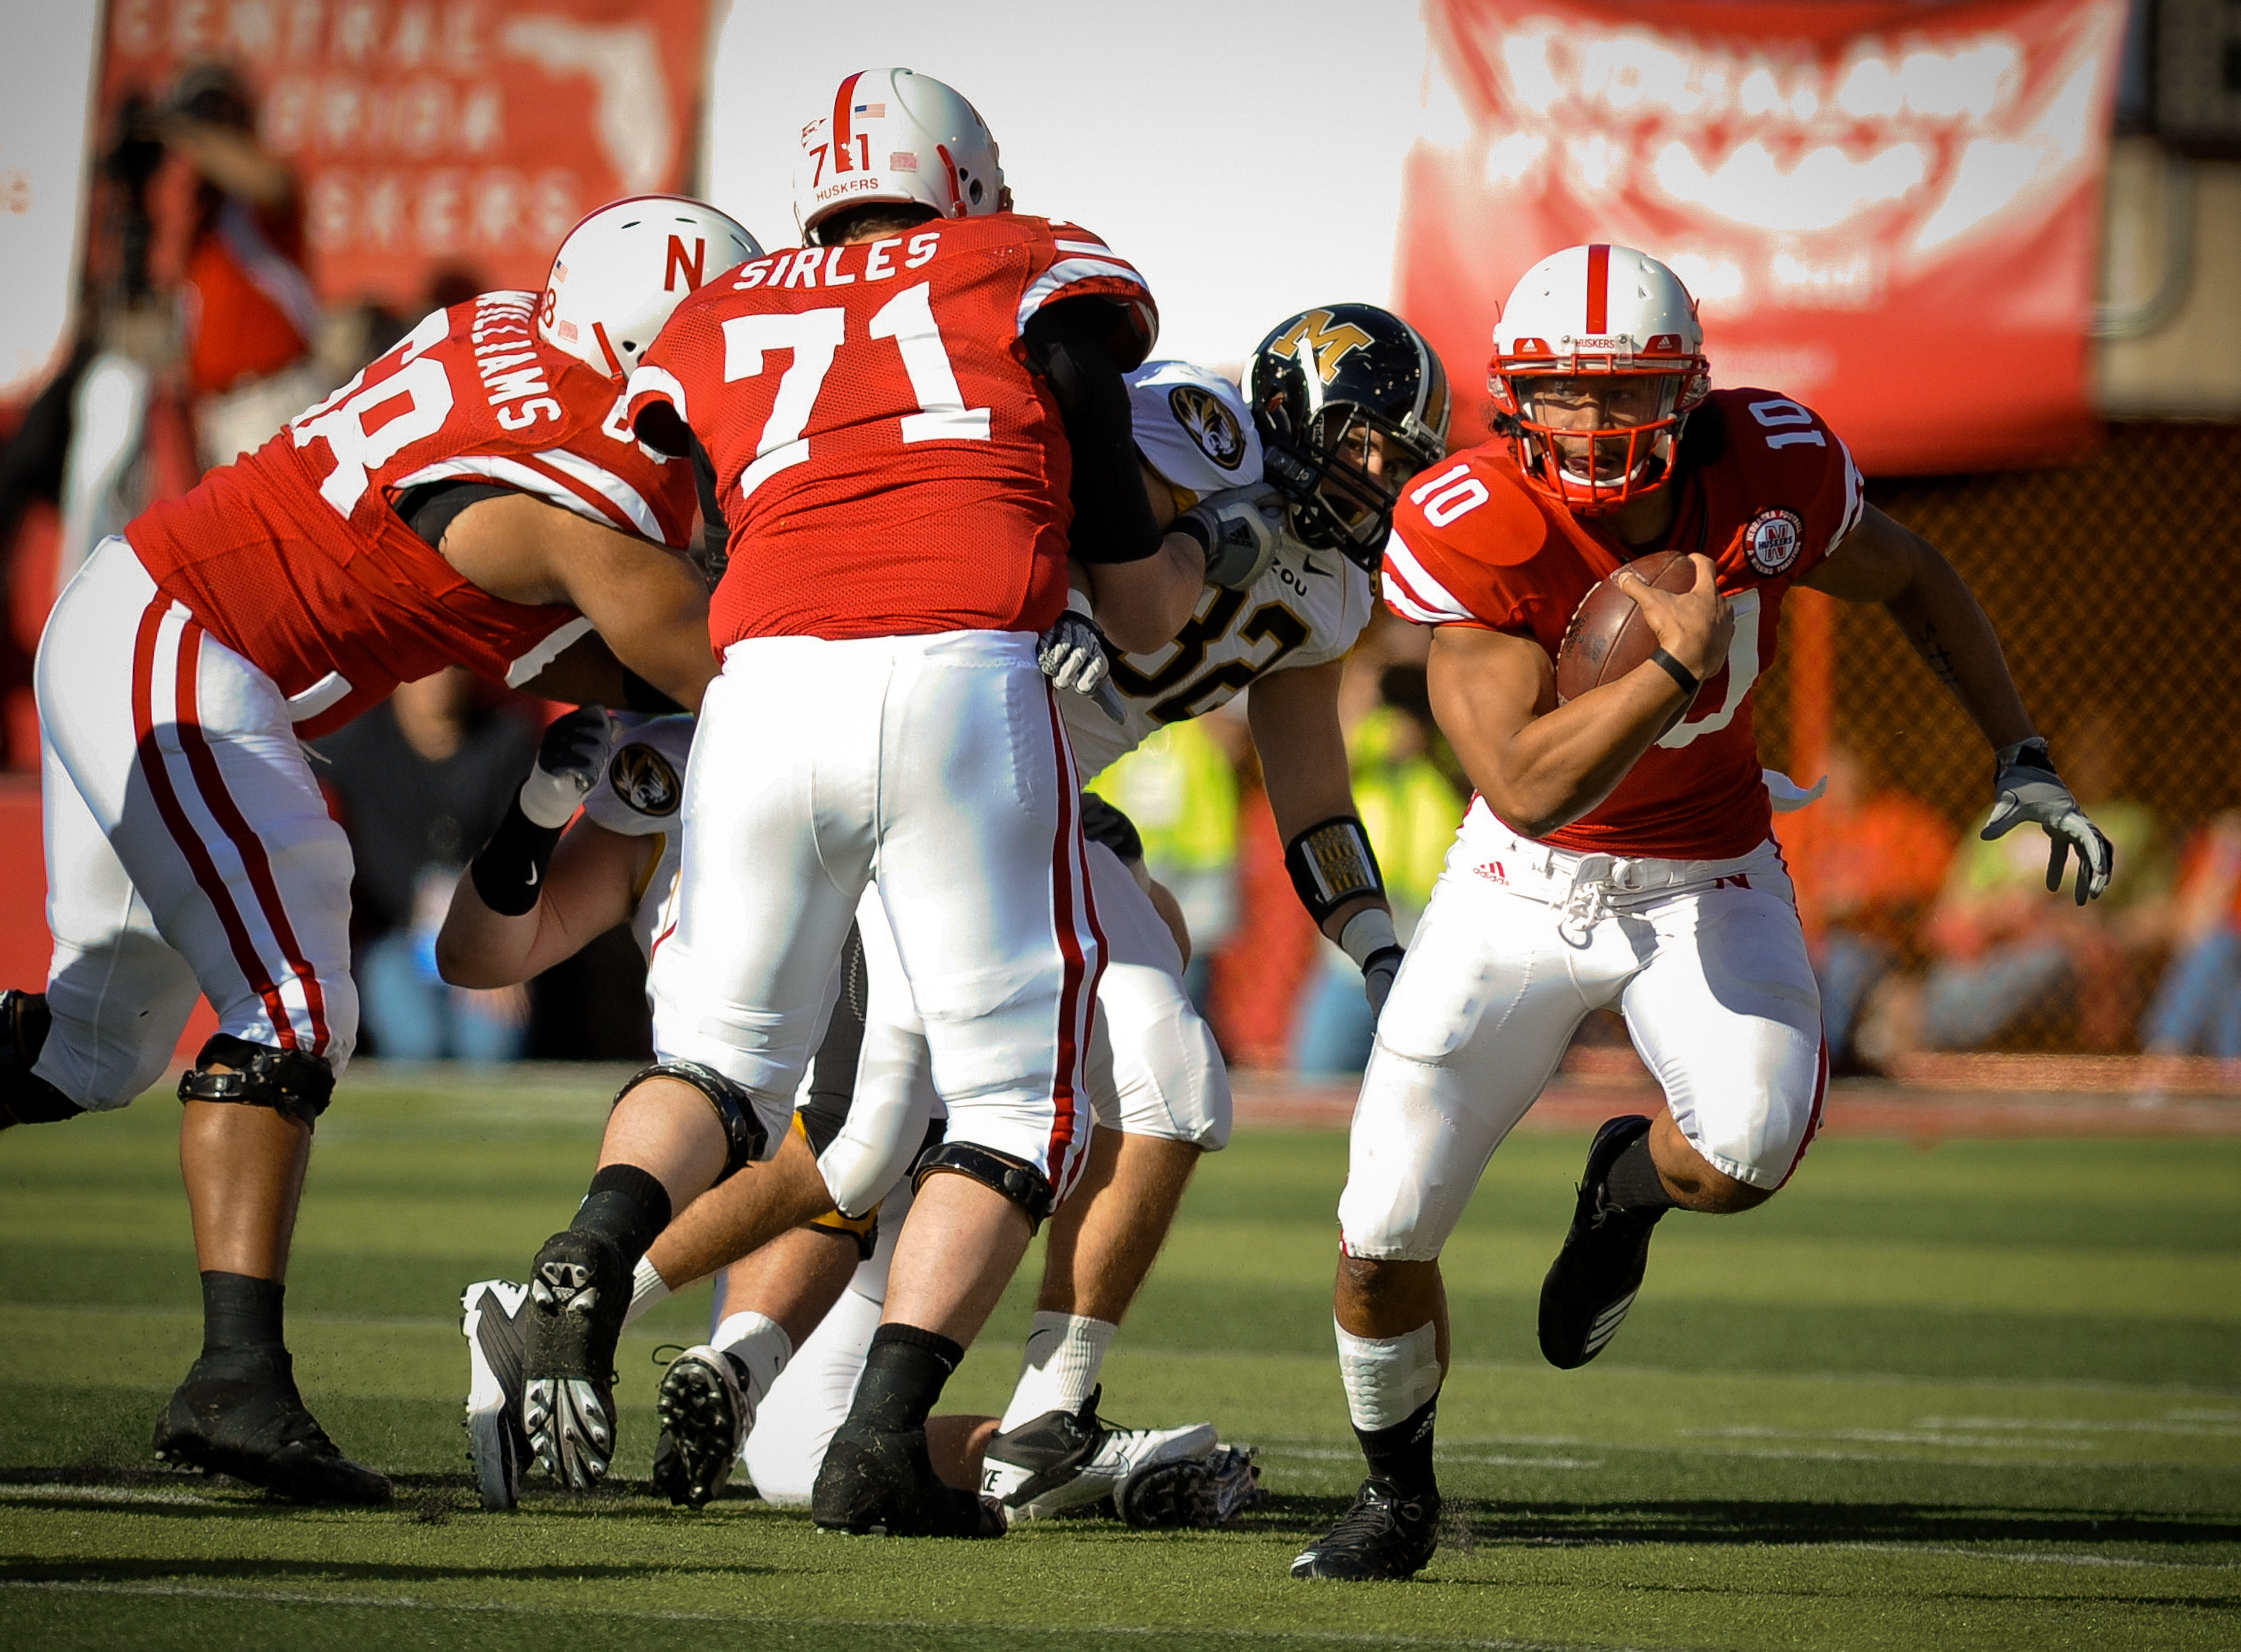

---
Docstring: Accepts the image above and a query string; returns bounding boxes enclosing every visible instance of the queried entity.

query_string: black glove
[1981,738,2114,905]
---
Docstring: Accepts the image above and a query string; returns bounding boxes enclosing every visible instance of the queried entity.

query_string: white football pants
[815,839,1232,1219]
[34,537,357,1107]
[1339,809,1826,1262]
[648,631,1104,1193]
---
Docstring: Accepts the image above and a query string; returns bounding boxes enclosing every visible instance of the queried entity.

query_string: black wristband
[469,795,563,918]
[621,667,687,716]
[1648,647,1700,697]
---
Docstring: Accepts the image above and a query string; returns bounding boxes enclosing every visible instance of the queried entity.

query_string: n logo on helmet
[1267,310,1373,384]
[665,236,706,294]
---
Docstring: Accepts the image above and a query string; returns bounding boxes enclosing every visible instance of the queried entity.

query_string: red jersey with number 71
[626,214,1157,645]
[1381,388,1864,862]
[126,291,696,739]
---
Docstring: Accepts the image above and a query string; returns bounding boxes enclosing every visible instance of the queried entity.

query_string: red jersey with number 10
[627,214,1157,646]
[1381,389,1864,862]
[127,291,696,739]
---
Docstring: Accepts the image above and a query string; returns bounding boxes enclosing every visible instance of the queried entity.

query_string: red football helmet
[1489,245,1711,515]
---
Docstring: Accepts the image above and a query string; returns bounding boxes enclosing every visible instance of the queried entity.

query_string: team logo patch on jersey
[609,744,681,818]
[1744,508,1805,576]
[1168,385,1247,472]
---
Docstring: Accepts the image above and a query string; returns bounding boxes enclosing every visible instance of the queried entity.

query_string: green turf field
[1,1069,2236,1651]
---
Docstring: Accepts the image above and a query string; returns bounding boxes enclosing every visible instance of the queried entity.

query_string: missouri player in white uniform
[634,308,1450,1525]
[1292,246,2116,1582]
[503,69,1213,1536]
[2,197,753,1504]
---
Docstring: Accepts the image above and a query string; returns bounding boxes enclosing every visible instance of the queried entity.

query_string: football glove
[519,707,615,829]
[1338,908,1404,1018]
[1175,485,1289,590]
[1363,946,1404,1017]
[1038,593,1127,724]
[1981,737,2114,905]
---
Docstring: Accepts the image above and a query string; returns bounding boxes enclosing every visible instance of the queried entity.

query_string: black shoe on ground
[1290,1478,1439,1580]
[522,1230,627,1490]
[812,1416,1002,1537]
[654,1344,751,1509]
[153,1346,391,1505]
[1538,1114,1668,1370]
[461,1279,530,1511]
[1119,1443,1267,1529]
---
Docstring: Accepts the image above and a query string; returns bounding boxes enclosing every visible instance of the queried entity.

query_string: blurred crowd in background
[5,57,2241,1075]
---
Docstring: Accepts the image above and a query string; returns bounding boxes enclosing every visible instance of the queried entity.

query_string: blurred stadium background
[1,0,2239,1086]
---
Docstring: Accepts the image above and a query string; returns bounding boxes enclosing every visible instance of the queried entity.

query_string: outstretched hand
[1981,739,2114,904]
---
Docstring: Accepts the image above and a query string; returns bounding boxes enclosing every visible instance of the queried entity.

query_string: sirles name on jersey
[581,712,693,963]
[1061,362,1370,779]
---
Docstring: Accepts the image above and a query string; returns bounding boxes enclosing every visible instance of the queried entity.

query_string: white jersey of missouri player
[1060,361,1374,779]
[578,712,693,963]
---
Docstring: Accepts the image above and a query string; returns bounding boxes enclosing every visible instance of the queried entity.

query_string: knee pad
[177,1035,334,1128]
[912,1140,1054,1231]
[615,1059,766,1178]
[0,990,82,1128]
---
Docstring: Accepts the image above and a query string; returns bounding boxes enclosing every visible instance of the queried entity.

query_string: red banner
[1400,0,2125,474]
[100,0,712,309]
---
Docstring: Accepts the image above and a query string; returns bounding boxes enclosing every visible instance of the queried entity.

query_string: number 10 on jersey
[720,281,991,505]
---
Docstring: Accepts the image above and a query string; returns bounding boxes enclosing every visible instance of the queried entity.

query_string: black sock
[1603,1135,1677,1214]
[850,1324,964,1434]
[200,1271,284,1357]
[1355,1392,1440,1498]
[571,1164,672,1269]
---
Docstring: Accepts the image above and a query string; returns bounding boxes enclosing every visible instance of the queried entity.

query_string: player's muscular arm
[435,819,645,988]
[1247,661,1385,938]
[1027,301,1203,651]
[436,493,718,713]
[1430,555,1732,839]
[1800,504,2035,749]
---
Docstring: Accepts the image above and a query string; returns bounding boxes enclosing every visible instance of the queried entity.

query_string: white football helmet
[540,195,762,380]
[1488,245,1710,515]
[794,68,1006,242]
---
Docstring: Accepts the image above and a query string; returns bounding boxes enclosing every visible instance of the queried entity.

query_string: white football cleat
[980,1387,1217,1521]
[461,1279,530,1512]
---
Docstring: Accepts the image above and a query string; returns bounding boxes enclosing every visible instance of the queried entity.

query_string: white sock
[711,1310,792,1406]
[1334,1320,1442,1433]
[621,1256,670,1330]
[998,1310,1117,1432]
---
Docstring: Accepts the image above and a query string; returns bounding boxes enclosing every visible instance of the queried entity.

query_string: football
[1553,550,1697,705]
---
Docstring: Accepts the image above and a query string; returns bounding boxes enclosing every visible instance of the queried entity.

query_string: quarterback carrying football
[1292,245,2113,1581]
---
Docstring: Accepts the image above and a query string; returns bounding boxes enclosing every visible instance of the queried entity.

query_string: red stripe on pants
[171,622,333,1053]
[131,599,301,1050]
[1040,687,1104,1182]
[1777,1039,1830,1188]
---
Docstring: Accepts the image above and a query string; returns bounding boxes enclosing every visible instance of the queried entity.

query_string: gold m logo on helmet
[608,744,682,818]
[1267,311,1374,384]
[1168,385,1247,471]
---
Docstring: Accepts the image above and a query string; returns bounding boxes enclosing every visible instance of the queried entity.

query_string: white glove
[1038,591,1128,723]
[1175,484,1289,589]
[1339,908,1405,1018]
[1981,738,2114,906]
[519,707,615,828]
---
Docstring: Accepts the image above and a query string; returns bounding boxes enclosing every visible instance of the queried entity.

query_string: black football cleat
[1290,1478,1439,1580]
[522,1230,628,1491]
[812,1415,1003,1538]
[461,1279,530,1511]
[654,1345,753,1509]
[1538,1114,1668,1369]
[153,1346,391,1505]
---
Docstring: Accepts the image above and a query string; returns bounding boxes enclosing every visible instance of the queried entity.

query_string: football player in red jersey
[1292,246,2115,1581]
[507,68,1210,1534]
[0,196,758,1504]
